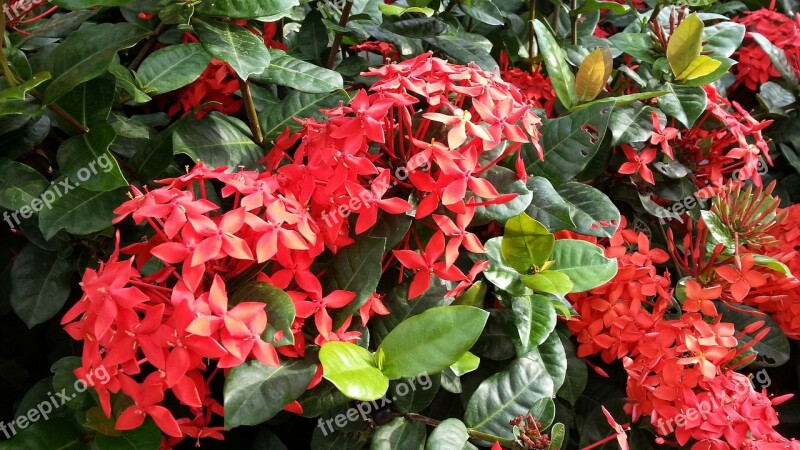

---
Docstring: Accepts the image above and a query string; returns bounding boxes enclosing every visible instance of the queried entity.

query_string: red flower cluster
[62,54,543,444]
[564,214,800,449]
[498,51,557,117]
[733,5,800,91]
[351,40,400,61]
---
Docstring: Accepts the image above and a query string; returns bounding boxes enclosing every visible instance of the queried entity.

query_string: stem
[238,77,263,146]
[0,0,18,87]
[527,0,536,59]
[553,4,560,34]
[27,90,90,133]
[326,0,354,69]
[128,21,168,70]
[443,0,460,14]
[571,0,579,45]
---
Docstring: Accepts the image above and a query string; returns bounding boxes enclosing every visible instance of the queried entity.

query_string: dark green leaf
[555,182,620,237]
[138,43,212,94]
[0,417,89,450]
[703,22,745,58]
[194,0,298,19]
[56,123,127,191]
[534,19,577,109]
[609,103,663,145]
[608,33,657,64]
[508,295,557,357]
[297,9,329,60]
[195,19,271,80]
[459,0,504,26]
[95,421,161,450]
[230,281,296,346]
[51,0,132,9]
[0,159,48,211]
[472,166,533,225]
[372,417,426,449]
[718,303,790,367]
[0,73,50,102]
[43,23,149,103]
[224,358,317,427]
[261,91,349,141]
[464,351,555,438]
[524,177,576,231]
[425,418,477,450]
[751,32,799,84]
[524,101,613,185]
[425,35,496,71]
[658,83,707,128]
[556,331,587,404]
[253,49,343,93]
[325,236,386,327]
[38,186,126,239]
[10,245,73,328]
[54,77,115,127]
[173,112,262,169]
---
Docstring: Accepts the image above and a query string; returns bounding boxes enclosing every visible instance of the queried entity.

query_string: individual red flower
[715,254,768,302]
[116,374,182,437]
[393,232,467,299]
[618,145,657,184]
[650,111,679,159]
[683,280,722,316]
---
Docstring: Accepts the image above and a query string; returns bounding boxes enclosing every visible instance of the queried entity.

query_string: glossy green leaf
[379,3,434,17]
[546,423,566,450]
[253,49,343,93]
[51,0,131,9]
[0,417,89,450]
[458,0,503,26]
[508,295,557,357]
[534,19,577,109]
[325,236,386,327]
[609,103,663,145]
[703,22,745,58]
[549,239,617,292]
[224,358,317,427]
[453,280,486,308]
[658,83,707,128]
[378,306,489,379]
[555,182,620,238]
[10,245,74,328]
[464,351,555,438]
[372,417,427,449]
[521,271,573,297]
[319,341,389,401]
[94,421,162,450]
[172,112,262,169]
[572,0,630,15]
[425,35,496,71]
[230,281,296,346]
[472,166,533,225]
[138,43,212,94]
[556,332,587,404]
[194,19,271,80]
[608,33,657,64]
[193,0,298,19]
[425,419,477,450]
[56,123,126,191]
[55,77,115,127]
[750,32,799,85]
[718,303,790,367]
[502,212,554,273]
[530,397,556,429]
[0,73,50,102]
[0,159,48,211]
[701,210,735,248]
[449,351,480,377]
[370,278,453,344]
[480,237,530,296]
[261,90,349,141]
[524,101,613,185]
[38,187,126,239]
[524,177,576,231]
[43,23,149,103]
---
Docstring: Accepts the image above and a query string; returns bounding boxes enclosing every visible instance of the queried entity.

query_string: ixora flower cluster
[59,53,543,445]
[563,182,800,449]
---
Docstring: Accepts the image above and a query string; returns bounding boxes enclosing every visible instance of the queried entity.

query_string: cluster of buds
[509,414,551,450]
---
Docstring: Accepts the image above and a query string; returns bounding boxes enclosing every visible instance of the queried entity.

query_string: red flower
[715,254,767,302]
[618,145,657,184]
[393,232,466,299]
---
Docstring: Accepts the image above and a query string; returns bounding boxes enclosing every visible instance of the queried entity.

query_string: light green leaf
[319,342,389,401]
[549,239,617,292]
[534,19,577,109]
[502,213,554,273]
[521,271,573,297]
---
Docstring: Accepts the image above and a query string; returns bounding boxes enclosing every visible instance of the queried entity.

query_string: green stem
[0,0,18,87]
[238,76,263,147]
[528,0,536,59]
[571,0,578,45]
[127,21,167,70]
[326,0,354,69]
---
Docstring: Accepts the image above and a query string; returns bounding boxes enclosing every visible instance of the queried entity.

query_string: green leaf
[390,375,441,413]
[718,303,790,367]
[555,181,620,238]
[172,112,262,169]
[261,91,349,141]
[752,254,792,276]
[675,55,721,81]
[464,351,556,438]
[520,271,573,297]
[667,13,704,77]
[549,239,617,292]
[450,351,480,377]
[453,280,486,308]
[703,22,745,58]
[609,103,663,145]
[555,332,587,404]
[379,3,434,16]
[56,123,127,191]
[230,281,296,346]
[0,73,50,102]
[138,43,212,94]
[297,9,329,60]
[51,357,93,409]
[297,382,350,418]
[502,213,554,273]
[108,63,151,104]
[51,0,131,9]
[459,0,504,26]
[194,19,271,80]
[194,0,298,19]
[537,332,567,392]
[425,419,477,450]
[701,210,735,248]
[38,187,126,240]
[608,33,657,64]
[383,16,447,39]
[324,236,386,327]
[472,309,516,361]
[224,358,317,427]
[480,238,531,296]
[43,23,149,103]
[534,19,577,109]
[253,49,343,93]
[319,342,389,402]
[508,295,557,357]
[529,397,556,428]
[370,279,453,344]
[750,32,799,85]
[546,423,566,450]
[658,83,707,128]
[95,421,162,450]
[54,77,115,127]
[524,101,613,185]
[378,306,489,379]
[524,177,576,231]
[10,245,74,328]
[472,166,533,225]
[0,159,48,211]
[572,0,630,15]
[0,417,89,450]
[425,34,497,71]
[372,417,427,449]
